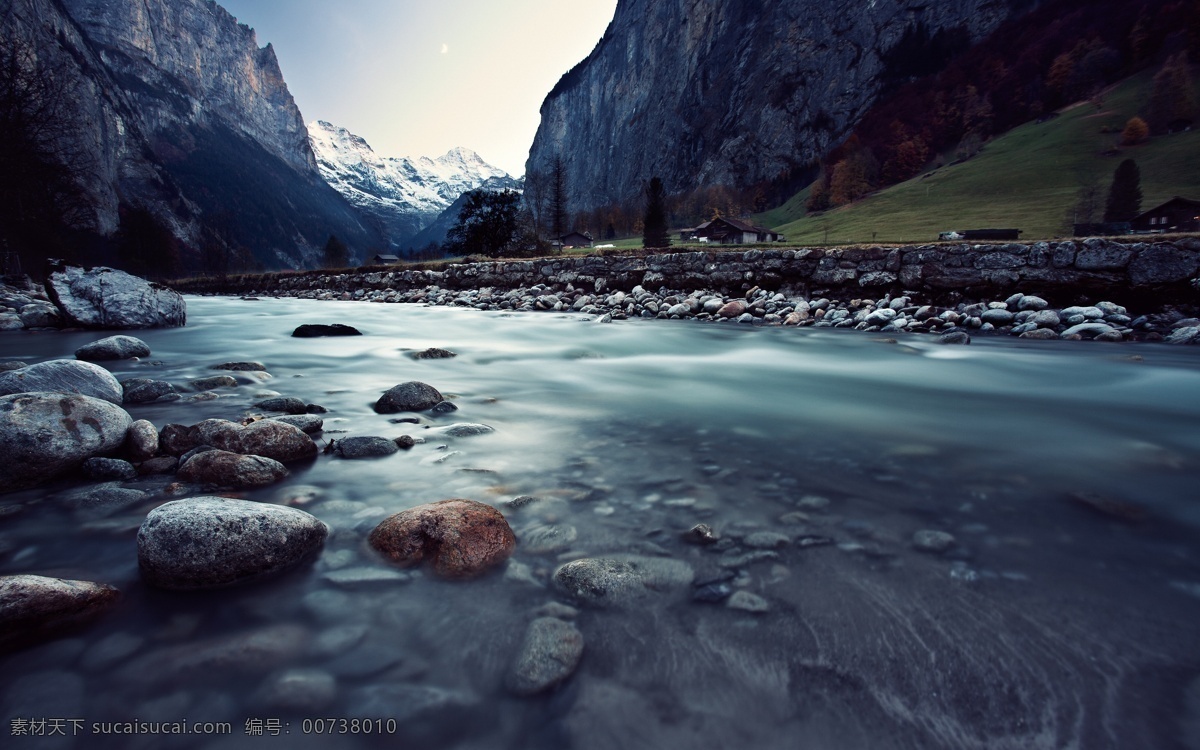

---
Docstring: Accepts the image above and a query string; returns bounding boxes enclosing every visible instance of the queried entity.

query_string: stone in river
[743,531,790,549]
[138,497,327,589]
[255,396,308,414]
[210,361,266,371]
[936,331,971,345]
[369,499,516,578]
[682,523,719,545]
[1068,491,1146,522]
[438,423,495,437]
[190,418,317,464]
[46,263,186,328]
[431,400,458,413]
[269,414,324,434]
[335,436,399,459]
[254,669,337,712]
[292,323,362,337]
[189,375,238,391]
[177,450,289,488]
[507,617,584,696]
[411,348,457,360]
[126,419,158,461]
[0,575,120,650]
[373,381,445,413]
[121,378,177,404]
[912,529,957,553]
[727,590,770,613]
[61,484,148,519]
[553,555,694,608]
[0,392,132,492]
[74,335,151,361]
[0,359,123,404]
[81,456,137,481]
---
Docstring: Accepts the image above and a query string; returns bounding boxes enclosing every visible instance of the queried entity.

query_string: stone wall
[177,239,1200,308]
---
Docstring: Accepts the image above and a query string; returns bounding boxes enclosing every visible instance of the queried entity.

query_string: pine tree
[1147,53,1196,133]
[642,177,670,249]
[1104,159,1142,222]
[322,234,349,268]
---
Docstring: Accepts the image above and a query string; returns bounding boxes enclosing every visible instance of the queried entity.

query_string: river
[2,295,1200,749]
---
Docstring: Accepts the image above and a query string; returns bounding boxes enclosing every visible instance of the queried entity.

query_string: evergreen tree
[1147,52,1196,133]
[642,177,670,249]
[1104,159,1143,222]
[444,189,522,258]
[322,234,350,268]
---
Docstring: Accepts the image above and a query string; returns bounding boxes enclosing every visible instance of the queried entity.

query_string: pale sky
[219,0,618,177]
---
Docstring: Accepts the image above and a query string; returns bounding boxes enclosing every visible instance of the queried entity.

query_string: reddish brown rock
[1,575,119,651]
[369,499,516,578]
[716,300,747,318]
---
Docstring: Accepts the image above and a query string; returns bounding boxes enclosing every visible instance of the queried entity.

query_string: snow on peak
[308,120,513,216]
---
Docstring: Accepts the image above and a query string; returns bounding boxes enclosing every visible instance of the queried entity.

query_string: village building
[1129,197,1200,233]
[559,231,593,249]
[687,217,782,244]
[369,254,400,265]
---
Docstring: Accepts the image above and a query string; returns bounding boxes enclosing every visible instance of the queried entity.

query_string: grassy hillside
[762,69,1200,245]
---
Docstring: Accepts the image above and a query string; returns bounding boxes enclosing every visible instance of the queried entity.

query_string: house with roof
[1129,197,1200,233]
[691,217,783,244]
[369,254,400,265]
[559,231,593,249]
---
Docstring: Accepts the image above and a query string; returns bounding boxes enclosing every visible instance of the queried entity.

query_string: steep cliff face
[527,0,1032,212]
[3,0,375,269]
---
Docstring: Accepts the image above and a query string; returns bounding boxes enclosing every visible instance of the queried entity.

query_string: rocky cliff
[527,0,1033,212]
[3,0,376,269]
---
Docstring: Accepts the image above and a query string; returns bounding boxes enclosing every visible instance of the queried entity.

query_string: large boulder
[137,497,328,589]
[369,499,516,578]
[181,418,317,464]
[552,555,694,608]
[0,359,123,404]
[74,335,151,361]
[0,575,120,651]
[373,381,444,413]
[0,392,132,491]
[176,450,289,488]
[45,263,186,329]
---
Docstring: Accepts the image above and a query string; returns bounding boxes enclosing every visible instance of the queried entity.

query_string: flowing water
[3,296,1200,750]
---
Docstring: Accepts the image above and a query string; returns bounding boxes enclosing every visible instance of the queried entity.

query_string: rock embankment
[177,239,1200,343]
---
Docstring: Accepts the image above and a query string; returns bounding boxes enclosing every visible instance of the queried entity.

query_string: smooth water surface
[2,296,1200,749]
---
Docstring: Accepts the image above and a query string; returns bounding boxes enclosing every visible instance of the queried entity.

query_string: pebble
[507,617,584,696]
[726,590,770,613]
[912,529,957,553]
[334,436,400,458]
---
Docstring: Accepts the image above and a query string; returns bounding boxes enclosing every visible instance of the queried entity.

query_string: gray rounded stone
[727,590,771,613]
[1018,295,1049,311]
[81,456,137,481]
[189,375,239,391]
[335,436,399,459]
[126,419,158,461]
[121,378,177,404]
[980,308,1014,326]
[508,617,584,696]
[137,497,327,589]
[269,414,324,434]
[553,555,693,608]
[19,303,61,328]
[373,381,444,413]
[0,392,132,491]
[439,423,495,438]
[936,331,971,345]
[74,335,151,361]
[255,396,308,414]
[0,359,123,404]
[0,575,120,650]
[177,450,289,488]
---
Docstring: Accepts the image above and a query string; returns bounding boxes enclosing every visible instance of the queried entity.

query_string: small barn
[559,231,593,249]
[694,217,782,244]
[370,254,400,265]
[1129,197,1200,233]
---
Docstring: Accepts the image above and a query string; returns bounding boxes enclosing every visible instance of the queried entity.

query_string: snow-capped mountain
[309,120,521,247]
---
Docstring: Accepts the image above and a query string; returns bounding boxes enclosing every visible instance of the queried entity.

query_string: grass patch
[768,69,1200,244]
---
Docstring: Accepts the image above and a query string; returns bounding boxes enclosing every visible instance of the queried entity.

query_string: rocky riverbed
[1,293,1200,749]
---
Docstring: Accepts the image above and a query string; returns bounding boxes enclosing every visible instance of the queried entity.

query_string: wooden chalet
[693,217,782,244]
[369,254,400,265]
[559,231,593,249]
[1130,197,1200,233]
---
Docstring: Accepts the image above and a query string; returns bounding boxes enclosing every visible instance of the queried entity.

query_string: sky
[218,0,618,177]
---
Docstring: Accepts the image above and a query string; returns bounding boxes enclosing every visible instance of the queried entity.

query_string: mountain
[526,0,1042,214]
[2,0,378,271]
[308,120,521,249]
